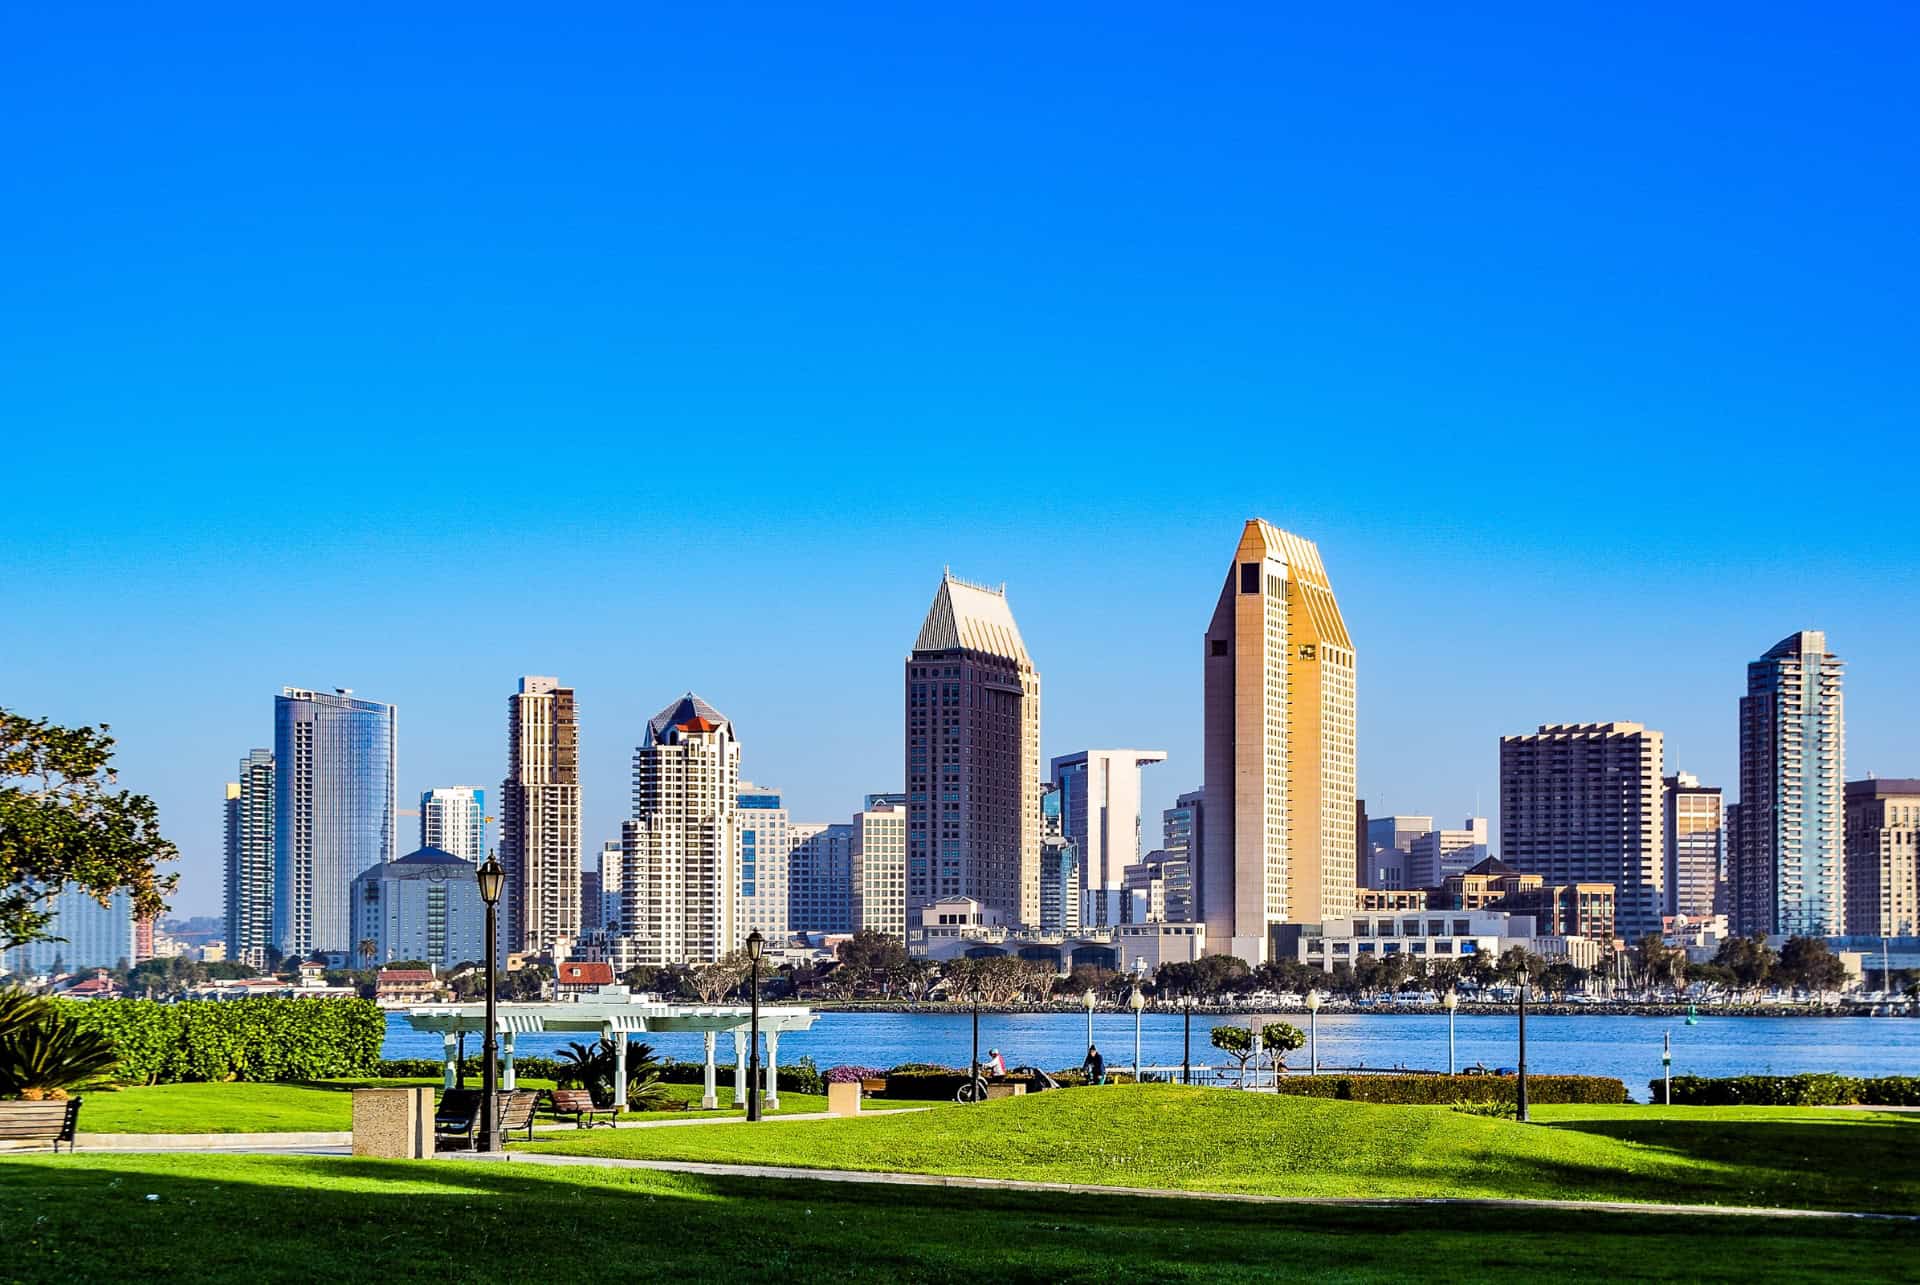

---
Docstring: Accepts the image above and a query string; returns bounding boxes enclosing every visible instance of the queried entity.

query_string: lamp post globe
[1443,989,1458,1076]
[1129,985,1146,1082]
[1305,988,1322,1076]
[475,851,505,1153]
[745,930,764,1122]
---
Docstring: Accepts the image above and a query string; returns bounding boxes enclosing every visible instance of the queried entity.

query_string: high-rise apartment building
[789,822,854,934]
[1736,631,1846,937]
[1163,789,1204,863]
[1845,778,1920,937]
[1664,772,1725,919]
[596,840,625,935]
[1038,783,1080,934]
[420,786,486,863]
[1406,818,1489,888]
[736,782,790,943]
[905,572,1042,927]
[1499,722,1665,939]
[1201,520,1357,960]
[274,687,396,958]
[223,748,275,967]
[618,694,741,967]
[2,885,135,975]
[851,797,909,940]
[1051,749,1167,929]
[501,676,581,957]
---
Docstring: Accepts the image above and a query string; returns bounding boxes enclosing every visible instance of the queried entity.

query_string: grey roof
[645,692,729,746]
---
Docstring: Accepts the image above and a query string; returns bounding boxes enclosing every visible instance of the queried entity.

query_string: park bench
[547,1088,619,1128]
[859,1077,888,1096]
[0,1098,83,1153]
[435,1089,539,1148]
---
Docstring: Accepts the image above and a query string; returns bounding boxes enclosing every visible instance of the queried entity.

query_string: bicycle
[954,1074,989,1103]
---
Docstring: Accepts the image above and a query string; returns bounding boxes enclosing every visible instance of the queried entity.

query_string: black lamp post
[745,930,764,1122]
[1182,991,1193,1086]
[970,987,980,1103]
[475,851,505,1152]
[1516,969,1530,1123]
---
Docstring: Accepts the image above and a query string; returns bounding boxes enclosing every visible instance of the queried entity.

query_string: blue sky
[4,4,1915,915]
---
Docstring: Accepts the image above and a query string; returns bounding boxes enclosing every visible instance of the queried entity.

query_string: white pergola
[403,999,818,1109]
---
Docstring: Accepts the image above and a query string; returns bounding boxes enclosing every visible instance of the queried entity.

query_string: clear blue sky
[4,5,1915,916]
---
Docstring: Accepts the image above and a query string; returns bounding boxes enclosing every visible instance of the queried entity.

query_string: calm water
[383,1010,1920,1099]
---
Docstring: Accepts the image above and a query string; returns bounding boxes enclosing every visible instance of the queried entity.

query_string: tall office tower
[349,847,486,970]
[1038,783,1081,934]
[1736,632,1846,937]
[905,572,1043,927]
[1499,722,1665,938]
[1845,778,1920,937]
[1123,849,1195,924]
[1363,815,1432,889]
[1051,749,1168,928]
[1406,818,1489,888]
[223,748,276,968]
[1664,772,1725,919]
[789,822,854,934]
[1201,520,1357,960]
[619,694,741,967]
[274,687,396,958]
[597,840,625,934]
[851,797,909,939]
[735,782,791,943]
[1354,799,1369,888]
[501,676,581,957]
[1163,789,1204,862]
[580,862,604,933]
[420,786,486,862]
[1,886,135,975]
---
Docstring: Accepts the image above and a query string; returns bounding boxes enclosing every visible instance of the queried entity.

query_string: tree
[1777,936,1849,997]
[688,952,750,1004]
[0,710,179,954]
[357,938,378,969]
[1208,1021,1307,1076]
[1713,934,1777,1000]
[1540,961,1587,999]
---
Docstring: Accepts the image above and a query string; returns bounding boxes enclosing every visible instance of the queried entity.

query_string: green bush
[375,1056,566,1082]
[57,998,384,1084]
[1663,1074,1920,1107]
[1270,1074,1627,1105]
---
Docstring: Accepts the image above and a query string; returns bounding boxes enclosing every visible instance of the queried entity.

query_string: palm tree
[357,938,378,970]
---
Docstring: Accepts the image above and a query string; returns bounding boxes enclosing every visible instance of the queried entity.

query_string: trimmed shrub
[825,1065,889,1083]
[59,998,385,1084]
[376,1056,566,1082]
[1662,1074,1920,1107]
[1271,1074,1628,1105]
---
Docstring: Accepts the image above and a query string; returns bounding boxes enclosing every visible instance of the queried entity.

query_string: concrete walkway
[486,1151,1920,1223]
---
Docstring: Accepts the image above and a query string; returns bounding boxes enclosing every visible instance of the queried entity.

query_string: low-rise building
[555,960,616,999]
[374,968,441,1007]
[1292,909,1576,971]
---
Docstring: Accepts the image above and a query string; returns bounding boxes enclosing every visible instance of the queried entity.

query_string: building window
[1240,563,1260,594]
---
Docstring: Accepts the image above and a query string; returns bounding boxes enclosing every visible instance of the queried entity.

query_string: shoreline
[804,1001,1914,1020]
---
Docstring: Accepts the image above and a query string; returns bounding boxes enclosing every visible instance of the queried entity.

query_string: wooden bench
[547,1088,619,1128]
[0,1098,82,1153]
[435,1089,539,1147]
[859,1077,889,1096]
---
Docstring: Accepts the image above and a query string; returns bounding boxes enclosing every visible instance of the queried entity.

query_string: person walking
[1081,1044,1106,1086]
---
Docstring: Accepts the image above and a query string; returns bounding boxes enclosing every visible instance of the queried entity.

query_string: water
[383,1010,1920,1098]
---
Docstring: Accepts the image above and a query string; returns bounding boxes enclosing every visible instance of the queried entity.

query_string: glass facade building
[1735,632,1846,936]
[275,687,397,958]
[224,748,277,967]
[3,885,135,975]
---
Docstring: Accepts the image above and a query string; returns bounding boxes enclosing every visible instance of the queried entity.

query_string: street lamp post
[745,930,764,1122]
[474,852,505,1153]
[1516,971,1530,1123]
[1182,992,1192,1085]
[1444,989,1458,1076]
[1130,985,1146,1082]
[1083,987,1096,1049]
[1306,989,1322,1076]
[970,987,981,1103]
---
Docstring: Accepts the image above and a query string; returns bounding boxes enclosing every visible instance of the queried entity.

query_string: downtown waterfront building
[618,694,741,967]
[1499,722,1665,940]
[1405,818,1489,889]
[851,796,909,940]
[274,688,396,959]
[2,885,135,975]
[790,822,854,934]
[501,677,581,957]
[736,782,791,943]
[905,572,1043,928]
[348,846,486,970]
[1163,789,1204,864]
[223,748,276,967]
[1845,778,1920,938]
[420,786,486,863]
[1664,772,1725,919]
[1735,631,1846,937]
[1051,748,1167,929]
[1200,520,1357,961]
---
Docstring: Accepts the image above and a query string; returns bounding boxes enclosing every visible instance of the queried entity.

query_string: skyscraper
[349,846,486,970]
[1038,783,1080,934]
[618,693,741,967]
[501,676,581,957]
[789,822,854,934]
[420,786,486,863]
[1664,772,1725,919]
[2,885,134,975]
[851,796,909,940]
[223,748,275,968]
[1050,749,1167,928]
[1736,631,1846,937]
[596,839,625,935]
[1163,789,1204,863]
[736,782,790,943]
[1844,778,1920,938]
[1500,722,1665,939]
[905,572,1042,927]
[1201,520,1357,960]
[274,687,396,959]
[1362,815,1433,890]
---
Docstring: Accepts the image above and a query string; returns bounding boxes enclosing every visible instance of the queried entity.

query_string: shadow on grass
[0,1155,1912,1285]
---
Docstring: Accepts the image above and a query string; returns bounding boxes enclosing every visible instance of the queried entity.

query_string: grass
[0,1152,1910,1283]
[72,1078,849,1133]
[517,1085,1920,1213]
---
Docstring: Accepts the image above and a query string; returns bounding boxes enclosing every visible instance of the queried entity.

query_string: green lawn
[518,1084,1920,1213]
[0,1152,1908,1284]
[74,1078,845,1133]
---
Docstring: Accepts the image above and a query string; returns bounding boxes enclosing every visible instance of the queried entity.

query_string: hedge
[58,998,385,1084]
[1660,1074,1920,1107]
[376,1054,825,1095]
[1269,1074,1628,1105]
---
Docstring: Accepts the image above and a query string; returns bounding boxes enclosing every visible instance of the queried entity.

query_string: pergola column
[732,1029,748,1106]
[702,1031,719,1109]
[442,1032,458,1090]
[610,1025,628,1109]
[502,1030,517,1091]
[764,1029,781,1109]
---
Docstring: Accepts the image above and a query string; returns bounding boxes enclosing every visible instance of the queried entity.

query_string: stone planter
[827,1080,862,1116]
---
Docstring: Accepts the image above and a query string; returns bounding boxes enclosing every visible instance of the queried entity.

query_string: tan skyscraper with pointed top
[1201,520,1356,961]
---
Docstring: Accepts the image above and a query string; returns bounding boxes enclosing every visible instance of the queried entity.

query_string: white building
[1406,818,1490,888]
[617,694,741,968]
[851,797,908,940]
[420,786,487,863]
[597,839,625,934]
[1050,748,1167,929]
[1294,908,1607,973]
[734,782,790,944]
